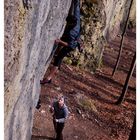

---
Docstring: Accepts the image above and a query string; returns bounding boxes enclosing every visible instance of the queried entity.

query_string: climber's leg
[53,47,73,68]
[40,47,73,84]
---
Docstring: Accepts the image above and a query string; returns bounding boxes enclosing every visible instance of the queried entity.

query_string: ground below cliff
[31,29,136,140]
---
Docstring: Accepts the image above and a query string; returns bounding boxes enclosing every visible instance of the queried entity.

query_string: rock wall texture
[65,0,136,72]
[4,0,136,140]
[4,0,72,140]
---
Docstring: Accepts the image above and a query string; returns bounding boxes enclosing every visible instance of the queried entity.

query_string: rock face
[4,0,136,140]
[4,0,72,140]
[65,0,136,72]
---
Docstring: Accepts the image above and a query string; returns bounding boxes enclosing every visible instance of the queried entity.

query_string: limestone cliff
[4,0,136,140]
[4,0,72,140]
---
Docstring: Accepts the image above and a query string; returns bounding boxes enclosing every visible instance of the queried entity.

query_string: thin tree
[128,115,136,140]
[115,52,136,105]
[112,0,134,77]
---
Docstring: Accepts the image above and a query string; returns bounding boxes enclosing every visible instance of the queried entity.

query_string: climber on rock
[40,0,81,84]
[49,95,69,140]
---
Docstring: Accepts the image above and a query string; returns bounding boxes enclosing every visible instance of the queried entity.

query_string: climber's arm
[55,39,68,47]
[55,33,77,48]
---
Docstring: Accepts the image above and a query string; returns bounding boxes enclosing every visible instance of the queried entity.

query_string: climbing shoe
[36,99,41,109]
[40,79,52,84]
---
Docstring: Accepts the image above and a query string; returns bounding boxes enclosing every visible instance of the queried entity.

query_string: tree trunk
[116,52,136,105]
[128,115,136,140]
[112,0,134,77]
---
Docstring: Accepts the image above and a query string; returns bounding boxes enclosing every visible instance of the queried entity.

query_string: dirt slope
[32,29,136,140]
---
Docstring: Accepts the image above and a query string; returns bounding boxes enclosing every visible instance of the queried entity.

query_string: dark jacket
[63,0,80,49]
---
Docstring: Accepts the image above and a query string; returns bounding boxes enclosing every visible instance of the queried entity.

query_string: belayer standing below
[49,95,69,140]
[40,0,81,84]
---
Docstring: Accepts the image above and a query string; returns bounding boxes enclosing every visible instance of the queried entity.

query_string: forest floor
[32,29,136,140]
